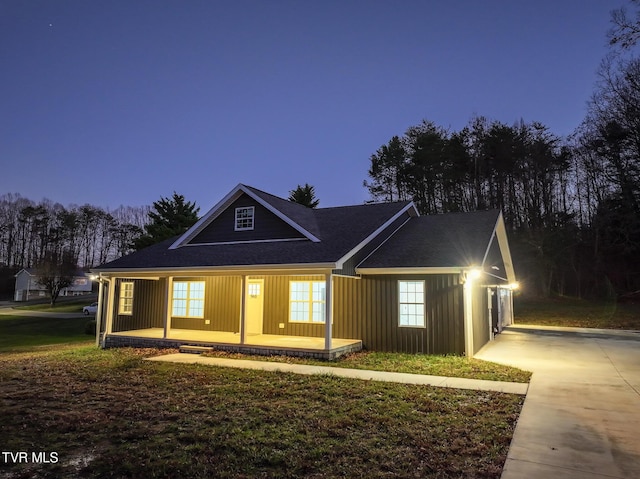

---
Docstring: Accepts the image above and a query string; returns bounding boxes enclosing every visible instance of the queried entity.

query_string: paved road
[476,325,640,479]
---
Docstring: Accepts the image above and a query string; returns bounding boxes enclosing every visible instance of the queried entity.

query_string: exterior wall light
[468,268,482,280]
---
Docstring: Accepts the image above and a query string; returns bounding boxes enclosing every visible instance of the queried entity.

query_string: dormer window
[235,206,255,231]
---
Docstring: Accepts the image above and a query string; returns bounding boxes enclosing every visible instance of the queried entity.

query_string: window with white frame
[398,280,425,327]
[172,281,205,318]
[289,281,326,323]
[235,206,255,231]
[118,282,134,315]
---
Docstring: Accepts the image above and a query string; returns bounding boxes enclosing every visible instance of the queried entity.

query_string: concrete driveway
[476,325,640,479]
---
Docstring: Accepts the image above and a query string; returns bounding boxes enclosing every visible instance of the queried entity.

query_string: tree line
[364,2,640,298]
[0,193,149,270]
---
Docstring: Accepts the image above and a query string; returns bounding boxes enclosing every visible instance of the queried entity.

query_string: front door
[245,279,264,335]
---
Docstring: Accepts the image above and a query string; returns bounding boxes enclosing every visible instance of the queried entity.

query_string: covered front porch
[104,328,362,360]
[96,269,363,359]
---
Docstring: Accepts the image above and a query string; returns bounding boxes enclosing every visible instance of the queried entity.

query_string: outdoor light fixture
[508,282,520,290]
[468,268,482,280]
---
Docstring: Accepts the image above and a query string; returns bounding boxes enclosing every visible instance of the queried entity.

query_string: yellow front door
[245,279,264,335]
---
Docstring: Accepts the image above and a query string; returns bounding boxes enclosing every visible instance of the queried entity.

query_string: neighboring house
[91,184,517,358]
[14,268,93,301]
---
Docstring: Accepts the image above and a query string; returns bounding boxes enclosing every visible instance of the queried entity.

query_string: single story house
[91,184,517,358]
[14,268,93,302]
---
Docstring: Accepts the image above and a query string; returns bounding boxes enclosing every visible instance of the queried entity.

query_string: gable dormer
[188,193,307,244]
[170,184,321,248]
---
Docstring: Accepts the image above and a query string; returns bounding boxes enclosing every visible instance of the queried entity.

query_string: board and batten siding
[333,274,464,354]
[112,278,165,332]
[170,276,242,332]
[189,193,306,244]
[112,276,242,333]
[262,275,326,337]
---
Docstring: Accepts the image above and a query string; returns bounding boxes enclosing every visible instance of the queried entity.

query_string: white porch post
[487,288,494,341]
[463,277,474,358]
[239,275,246,345]
[95,277,105,347]
[105,277,116,336]
[324,273,333,351]
[164,276,173,339]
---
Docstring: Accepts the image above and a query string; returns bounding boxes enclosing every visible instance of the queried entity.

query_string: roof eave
[356,266,469,275]
[335,201,418,269]
[91,262,338,276]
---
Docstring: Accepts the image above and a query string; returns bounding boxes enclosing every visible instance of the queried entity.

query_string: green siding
[110,273,466,354]
[171,276,242,332]
[262,275,326,337]
[333,274,464,354]
[112,278,165,332]
[112,276,242,333]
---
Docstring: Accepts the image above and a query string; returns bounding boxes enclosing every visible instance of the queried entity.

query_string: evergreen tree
[134,193,199,250]
[288,184,320,208]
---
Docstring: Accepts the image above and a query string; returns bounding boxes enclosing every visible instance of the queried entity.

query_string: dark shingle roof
[359,210,500,269]
[94,199,412,271]
[242,185,321,239]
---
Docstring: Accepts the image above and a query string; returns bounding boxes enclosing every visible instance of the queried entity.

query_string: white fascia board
[335,202,418,269]
[494,212,516,283]
[242,186,321,243]
[169,184,246,249]
[92,263,337,277]
[170,184,320,249]
[356,267,466,275]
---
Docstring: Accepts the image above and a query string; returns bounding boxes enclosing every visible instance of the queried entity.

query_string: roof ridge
[316,200,412,211]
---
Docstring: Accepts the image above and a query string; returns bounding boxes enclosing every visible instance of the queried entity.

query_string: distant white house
[14,268,93,302]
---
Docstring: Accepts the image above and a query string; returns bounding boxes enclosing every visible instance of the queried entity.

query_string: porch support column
[324,273,333,351]
[105,277,116,336]
[163,276,173,339]
[239,275,246,345]
[95,276,105,347]
[463,276,474,358]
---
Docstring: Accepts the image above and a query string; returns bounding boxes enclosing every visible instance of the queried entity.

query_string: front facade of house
[93,184,517,358]
[14,269,93,302]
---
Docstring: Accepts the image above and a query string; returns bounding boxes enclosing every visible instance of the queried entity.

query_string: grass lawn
[0,314,94,351]
[202,350,532,383]
[15,299,95,314]
[0,346,524,479]
[515,296,640,330]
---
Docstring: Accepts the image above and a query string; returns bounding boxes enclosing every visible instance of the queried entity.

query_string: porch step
[179,345,215,355]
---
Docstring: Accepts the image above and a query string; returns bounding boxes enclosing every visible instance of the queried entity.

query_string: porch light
[468,268,482,280]
[507,282,520,290]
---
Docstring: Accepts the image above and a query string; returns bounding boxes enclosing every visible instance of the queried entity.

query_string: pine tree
[134,193,199,250]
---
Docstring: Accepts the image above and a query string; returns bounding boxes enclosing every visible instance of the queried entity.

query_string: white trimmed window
[118,282,134,315]
[398,280,425,327]
[172,281,205,318]
[235,206,255,231]
[289,281,326,323]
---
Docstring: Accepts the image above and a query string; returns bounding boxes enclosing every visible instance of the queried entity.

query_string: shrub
[85,320,96,335]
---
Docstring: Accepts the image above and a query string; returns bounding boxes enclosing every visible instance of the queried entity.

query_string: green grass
[0,346,523,478]
[0,314,94,351]
[16,299,94,313]
[515,296,640,329]
[203,350,532,383]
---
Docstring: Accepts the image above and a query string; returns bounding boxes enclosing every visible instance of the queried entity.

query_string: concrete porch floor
[106,328,363,359]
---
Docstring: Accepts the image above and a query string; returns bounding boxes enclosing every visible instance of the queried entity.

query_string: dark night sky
[0,0,617,211]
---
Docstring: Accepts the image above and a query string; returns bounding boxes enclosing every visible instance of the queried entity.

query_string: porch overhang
[91,263,337,278]
[355,266,467,275]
